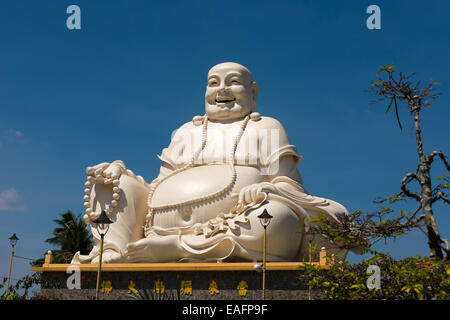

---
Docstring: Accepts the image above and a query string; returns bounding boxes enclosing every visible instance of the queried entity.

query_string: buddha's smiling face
[205,62,258,121]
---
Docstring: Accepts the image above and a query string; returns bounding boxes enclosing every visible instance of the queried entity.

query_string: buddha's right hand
[86,160,127,185]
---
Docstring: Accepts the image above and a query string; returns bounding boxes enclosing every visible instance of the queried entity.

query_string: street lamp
[306,226,315,264]
[305,226,315,300]
[93,210,113,300]
[257,208,273,300]
[5,234,19,296]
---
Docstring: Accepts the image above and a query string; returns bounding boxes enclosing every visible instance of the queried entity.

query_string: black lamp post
[306,226,315,263]
[305,226,315,300]
[93,210,113,300]
[6,234,19,296]
[257,209,273,300]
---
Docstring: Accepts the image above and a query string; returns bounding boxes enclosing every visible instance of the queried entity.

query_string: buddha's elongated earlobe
[252,81,259,111]
[252,82,258,100]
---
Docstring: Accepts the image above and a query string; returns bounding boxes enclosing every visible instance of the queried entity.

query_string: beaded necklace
[145,114,251,228]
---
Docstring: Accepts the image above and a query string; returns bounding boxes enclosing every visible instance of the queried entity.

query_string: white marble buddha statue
[72,62,351,264]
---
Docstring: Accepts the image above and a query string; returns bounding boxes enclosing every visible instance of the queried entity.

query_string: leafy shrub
[1,273,61,300]
[298,252,449,300]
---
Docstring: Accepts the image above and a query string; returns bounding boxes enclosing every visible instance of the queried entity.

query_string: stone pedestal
[31,260,329,300]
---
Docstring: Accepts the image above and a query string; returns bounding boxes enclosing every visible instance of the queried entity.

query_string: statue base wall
[31,261,329,300]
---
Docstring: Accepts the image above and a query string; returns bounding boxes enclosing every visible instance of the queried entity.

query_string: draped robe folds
[72,116,351,264]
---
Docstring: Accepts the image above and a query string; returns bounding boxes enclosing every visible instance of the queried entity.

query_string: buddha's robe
[72,116,350,263]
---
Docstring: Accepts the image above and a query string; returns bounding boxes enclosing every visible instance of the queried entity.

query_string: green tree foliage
[299,64,450,299]
[298,252,449,300]
[369,64,450,259]
[31,210,93,265]
[306,208,418,255]
[1,273,62,300]
[308,64,449,258]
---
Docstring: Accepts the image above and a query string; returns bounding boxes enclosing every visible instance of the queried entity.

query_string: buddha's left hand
[236,182,276,205]
[86,160,127,184]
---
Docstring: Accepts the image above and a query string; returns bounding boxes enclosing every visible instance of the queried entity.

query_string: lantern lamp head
[93,210,113,235]
[306,226,315,243]
[257,209,273,228]
[9,233,19,247]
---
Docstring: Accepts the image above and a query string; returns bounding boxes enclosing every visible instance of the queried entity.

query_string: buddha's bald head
[208,62,253,83]
[205,62,258,121]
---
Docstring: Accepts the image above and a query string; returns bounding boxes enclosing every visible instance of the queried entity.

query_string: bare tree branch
[400,173,421,202]
[430,151,450,171]
[433,191,450,204]
[406,205,422,223]
[364,64,448,259]
[441,238,450,256]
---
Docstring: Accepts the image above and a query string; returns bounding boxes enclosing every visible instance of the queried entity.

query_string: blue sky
[1,0,449,284]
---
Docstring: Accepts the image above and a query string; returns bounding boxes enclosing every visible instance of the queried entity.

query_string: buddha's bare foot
[91,250,124,264]
[125,236,183,263]
[125,238,159,262]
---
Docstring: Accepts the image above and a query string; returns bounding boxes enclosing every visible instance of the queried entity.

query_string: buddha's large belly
[150,165,266,228]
